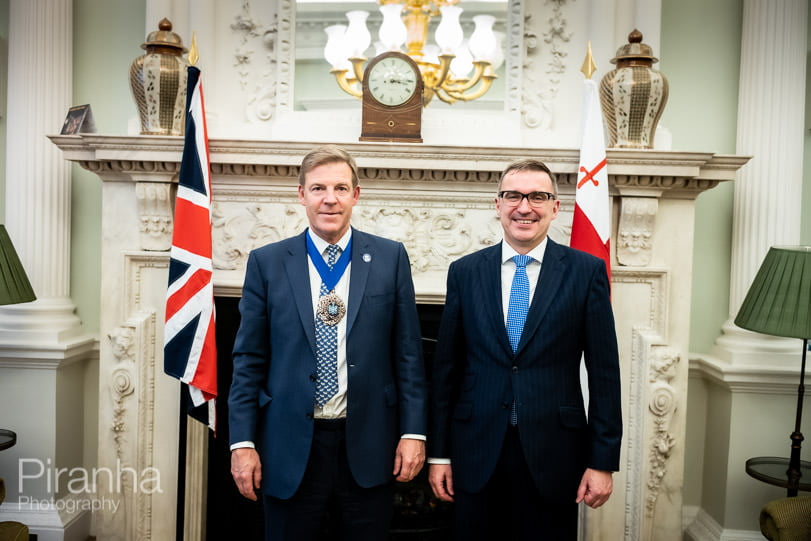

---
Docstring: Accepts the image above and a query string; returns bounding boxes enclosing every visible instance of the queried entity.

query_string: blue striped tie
[314,245,340,406]
[506,254,532,425]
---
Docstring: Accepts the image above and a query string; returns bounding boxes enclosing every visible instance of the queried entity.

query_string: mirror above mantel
[294,0,509,112]
[171,0,664,148]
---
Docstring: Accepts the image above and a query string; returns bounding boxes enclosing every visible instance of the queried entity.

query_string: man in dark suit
[229,145,427,541]
[428,159,622,540]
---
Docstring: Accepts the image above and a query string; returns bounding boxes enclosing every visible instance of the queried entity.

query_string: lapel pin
[362,253,372,263]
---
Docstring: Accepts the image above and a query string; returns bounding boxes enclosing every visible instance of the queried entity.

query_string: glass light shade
[735,245,811,339]
[378,3,407,52]
[344,10,372,58]
[0,225,36,306]
[422,44,440,65]
[490,31,506,70]
[434,4,464,54]
[450,40,473,78]
[324,24,351,70]
[468,14,497,61]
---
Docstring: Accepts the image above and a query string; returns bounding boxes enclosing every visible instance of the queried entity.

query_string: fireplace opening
[194,298,450,540]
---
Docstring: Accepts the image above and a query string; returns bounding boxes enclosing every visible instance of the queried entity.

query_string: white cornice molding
[689,353,804,394]
[0,335,98,370]
[49,135,749,199]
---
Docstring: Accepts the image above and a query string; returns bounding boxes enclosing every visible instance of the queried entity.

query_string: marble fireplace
[50,134,746,540]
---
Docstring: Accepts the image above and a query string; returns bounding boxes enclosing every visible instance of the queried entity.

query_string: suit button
[306,413,313,420]
[309,373,317,382]
[502,402,510,409]
[512,365,519,373]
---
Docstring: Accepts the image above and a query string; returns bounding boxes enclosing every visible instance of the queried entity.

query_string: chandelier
[322,0,503,106]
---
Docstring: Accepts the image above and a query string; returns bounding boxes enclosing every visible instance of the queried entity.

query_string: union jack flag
[164,65,217,430]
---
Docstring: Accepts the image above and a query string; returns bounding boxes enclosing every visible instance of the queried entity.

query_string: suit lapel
[516,239,566,355]
[481,243,514,359]
[285,230,317,357]
[346,228,369,335]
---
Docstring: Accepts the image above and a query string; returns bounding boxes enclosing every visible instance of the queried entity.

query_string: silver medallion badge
[317,292,346,326]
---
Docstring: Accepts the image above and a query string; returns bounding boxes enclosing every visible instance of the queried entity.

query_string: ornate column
[0,0,83,338]
[0,2,94,539]
[716,0,807,362]
[690,1,809,537]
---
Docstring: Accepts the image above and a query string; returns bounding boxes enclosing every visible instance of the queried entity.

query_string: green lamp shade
[0,225,36,306]
[734,245,811,340]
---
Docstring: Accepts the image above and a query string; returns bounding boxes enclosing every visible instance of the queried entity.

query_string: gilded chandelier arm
[330,69,363,99]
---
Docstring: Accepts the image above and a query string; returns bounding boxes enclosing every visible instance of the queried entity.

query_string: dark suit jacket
[429,239,622,501]
[229,228,427,499]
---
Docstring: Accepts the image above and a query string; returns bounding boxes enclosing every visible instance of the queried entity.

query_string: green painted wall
[0,0,8,224]
[660,0,743,355]
[804,6,811,245]
[71,0,144,332]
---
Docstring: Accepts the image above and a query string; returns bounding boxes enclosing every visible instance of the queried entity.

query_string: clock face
[367,55,419,107]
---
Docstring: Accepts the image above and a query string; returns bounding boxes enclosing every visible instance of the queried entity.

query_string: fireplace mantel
[52,134,741,186]
[51,134,748,540]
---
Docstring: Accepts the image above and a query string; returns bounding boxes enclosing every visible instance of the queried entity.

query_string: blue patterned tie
[506,254,532,425]
[506,255,532,352]
[315,245,340,406]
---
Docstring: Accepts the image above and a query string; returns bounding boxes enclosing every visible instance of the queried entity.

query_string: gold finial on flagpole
[581,41,597,80]
[188,32,199,66]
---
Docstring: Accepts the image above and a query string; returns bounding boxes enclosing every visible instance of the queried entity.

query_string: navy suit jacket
[429,239,622,501]
[229,228,427,499]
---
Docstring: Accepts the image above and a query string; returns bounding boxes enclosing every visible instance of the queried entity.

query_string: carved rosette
[136,182,174,251]
[618,197,658,266]
[646,346,680,518]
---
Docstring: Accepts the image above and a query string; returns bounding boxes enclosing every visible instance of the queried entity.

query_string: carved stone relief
[611,269,673,541]
[136,182,174,251]
[646,346,679,519]
[521,0,571,129]
[231,1,281,123]
[617,197,658,266]
[101,309,157,541]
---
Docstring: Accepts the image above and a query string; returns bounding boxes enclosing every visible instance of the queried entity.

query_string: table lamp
[0,225,36,305]
[735,245,811,496]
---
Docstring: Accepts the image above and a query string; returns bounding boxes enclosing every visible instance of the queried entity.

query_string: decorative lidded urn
[600,29,668,148]
[129,18,188,135]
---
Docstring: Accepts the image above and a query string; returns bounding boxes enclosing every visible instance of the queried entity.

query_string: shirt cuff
[427,457,451,465]
[401,434,426,441]
[230,441,255,451]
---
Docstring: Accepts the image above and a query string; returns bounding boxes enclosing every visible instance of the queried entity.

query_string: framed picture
[60,104,96,135]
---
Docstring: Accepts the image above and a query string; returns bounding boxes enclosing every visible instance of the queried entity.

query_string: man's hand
[575,468,613,508]
[428,464,455,502]
[393,438,425,482]
[231,447,262,501]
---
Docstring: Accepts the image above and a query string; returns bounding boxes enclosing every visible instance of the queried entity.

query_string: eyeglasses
[498,190,556,207]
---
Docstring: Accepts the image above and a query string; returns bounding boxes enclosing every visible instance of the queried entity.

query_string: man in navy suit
[428,159,622,540]
[229,145,427,541]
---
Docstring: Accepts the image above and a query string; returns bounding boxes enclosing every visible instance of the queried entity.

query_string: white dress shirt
[500,237,547,324]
